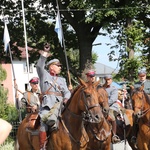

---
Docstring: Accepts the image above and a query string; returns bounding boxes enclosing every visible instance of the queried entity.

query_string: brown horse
[16,78,103,150]
[85,86,112,150]
[131,85,150,150]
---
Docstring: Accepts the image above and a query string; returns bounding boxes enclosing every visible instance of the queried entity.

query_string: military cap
[47,59,62,67]
[86,70,96,77]
[104,74,112,79]
[138,70,146,75]
[29,77,39,84]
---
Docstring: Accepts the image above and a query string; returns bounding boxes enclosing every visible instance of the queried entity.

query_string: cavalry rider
[86,70,96,84]
[131,69,150,144]
[21,77,41,114]
[103,74,121,144]
[36,43,71,150]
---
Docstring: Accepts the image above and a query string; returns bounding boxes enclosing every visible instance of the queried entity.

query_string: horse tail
[14,138,19,150]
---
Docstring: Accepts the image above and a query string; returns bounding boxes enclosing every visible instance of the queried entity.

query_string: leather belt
[45,91,62,97]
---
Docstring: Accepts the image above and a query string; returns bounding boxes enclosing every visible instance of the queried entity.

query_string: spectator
[0,119,12,145]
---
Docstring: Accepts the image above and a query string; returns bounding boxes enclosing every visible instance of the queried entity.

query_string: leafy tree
[0,0,149,80]
[0,65,18,121]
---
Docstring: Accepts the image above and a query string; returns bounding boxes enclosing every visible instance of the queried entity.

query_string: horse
[85,86,112,150]
[131,85,150,150]
[16,78,103,150]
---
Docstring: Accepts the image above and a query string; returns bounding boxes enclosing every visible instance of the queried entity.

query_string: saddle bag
[27,112,40,130]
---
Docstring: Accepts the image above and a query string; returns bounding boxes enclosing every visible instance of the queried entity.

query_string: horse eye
[86,94,91,98]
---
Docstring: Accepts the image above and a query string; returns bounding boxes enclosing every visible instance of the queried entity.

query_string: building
[94,62,118,84]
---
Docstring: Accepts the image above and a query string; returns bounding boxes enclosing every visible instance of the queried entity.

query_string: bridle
[60,86,101,146]
[66,87,101,123]
[132,90,150,118]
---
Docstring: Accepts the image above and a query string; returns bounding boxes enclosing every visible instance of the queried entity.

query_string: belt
[44,91,63,97]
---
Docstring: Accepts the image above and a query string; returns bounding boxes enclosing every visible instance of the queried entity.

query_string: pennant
[3,23,10,52]
[55,11,63,47]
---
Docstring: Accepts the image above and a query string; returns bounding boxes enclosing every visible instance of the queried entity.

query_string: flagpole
[55,0,72,87]
[21,0,30,89]
[3,18,22,122]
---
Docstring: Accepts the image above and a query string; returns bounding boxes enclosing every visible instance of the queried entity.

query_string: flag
[55,11,63,47]
[3,23,10,52]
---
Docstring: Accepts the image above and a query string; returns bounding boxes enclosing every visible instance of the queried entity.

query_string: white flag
[3,23,10,52]
[54,11,63,47]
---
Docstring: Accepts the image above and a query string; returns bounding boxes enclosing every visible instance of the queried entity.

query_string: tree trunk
[78,34,93,74]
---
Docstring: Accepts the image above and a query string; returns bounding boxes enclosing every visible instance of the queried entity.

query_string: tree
[0,0,149,79]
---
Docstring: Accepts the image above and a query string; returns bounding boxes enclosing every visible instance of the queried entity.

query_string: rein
[60,116,81,145]
[80,88,100,123]
[134,91,150,118]
[87,119,111,142]
[59,86,100,146]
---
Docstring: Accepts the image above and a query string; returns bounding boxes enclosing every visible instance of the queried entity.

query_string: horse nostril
[103,108,107,113]
[95,114,100,120]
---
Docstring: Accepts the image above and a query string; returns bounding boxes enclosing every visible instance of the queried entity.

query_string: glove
[63,98,68,105]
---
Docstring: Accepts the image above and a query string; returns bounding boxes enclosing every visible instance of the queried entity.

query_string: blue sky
[92,31,120,69]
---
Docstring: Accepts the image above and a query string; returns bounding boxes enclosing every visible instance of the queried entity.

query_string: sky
[92,31,120,69]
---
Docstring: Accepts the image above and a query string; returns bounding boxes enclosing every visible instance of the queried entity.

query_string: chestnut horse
[131,85,150,150]
[16,78,103,150]
[85,86,112,150]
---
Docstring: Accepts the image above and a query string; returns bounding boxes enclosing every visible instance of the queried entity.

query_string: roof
[94,62,118,77]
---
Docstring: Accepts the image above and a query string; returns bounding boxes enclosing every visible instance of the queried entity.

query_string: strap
[45,91,62,97]
[44,76,58,94]
[27,92,32,104]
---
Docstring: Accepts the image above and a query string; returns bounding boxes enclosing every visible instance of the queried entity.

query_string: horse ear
[140,83,144,91]
[93,80,100,87]
[130,85,134,91]
[78,77,87,88]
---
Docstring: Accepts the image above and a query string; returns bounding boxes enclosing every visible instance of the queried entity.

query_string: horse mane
[65,85,83,107]
[143,91,150,105]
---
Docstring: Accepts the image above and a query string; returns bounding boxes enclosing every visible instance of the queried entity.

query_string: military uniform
[21,89,41,113]
[105,84,119,120]
[103,74,121,143]
[134,80,150,94]
[36,55,71,132]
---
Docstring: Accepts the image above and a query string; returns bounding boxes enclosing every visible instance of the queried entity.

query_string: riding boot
[111,120,121,144]
[39,131,47,150]
[131,116,139,144]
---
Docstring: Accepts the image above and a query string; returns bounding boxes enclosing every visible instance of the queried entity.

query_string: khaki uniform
[21,89,41,113]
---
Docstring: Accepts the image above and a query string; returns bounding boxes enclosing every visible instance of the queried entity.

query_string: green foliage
[0,65,7,81]
[0,85,18,122]
[116,57,142,81]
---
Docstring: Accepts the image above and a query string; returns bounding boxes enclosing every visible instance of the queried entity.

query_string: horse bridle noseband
[133,91,150,118]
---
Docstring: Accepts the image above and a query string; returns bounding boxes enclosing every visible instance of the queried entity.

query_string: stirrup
[112,135,121,144]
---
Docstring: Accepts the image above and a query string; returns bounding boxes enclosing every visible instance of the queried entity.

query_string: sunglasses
[139,75,145,77]
[54,64,62,67]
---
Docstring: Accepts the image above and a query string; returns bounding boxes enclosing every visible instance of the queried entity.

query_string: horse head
[131,84,150,118]
[97,86,109,117]
[70,78,103,124]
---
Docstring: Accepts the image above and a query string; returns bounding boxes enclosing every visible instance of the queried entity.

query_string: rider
[36,43,71,150]
[131,69,150,143]
[21,77,41,114]
[86,70,96,84]
[103,74,121,144]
